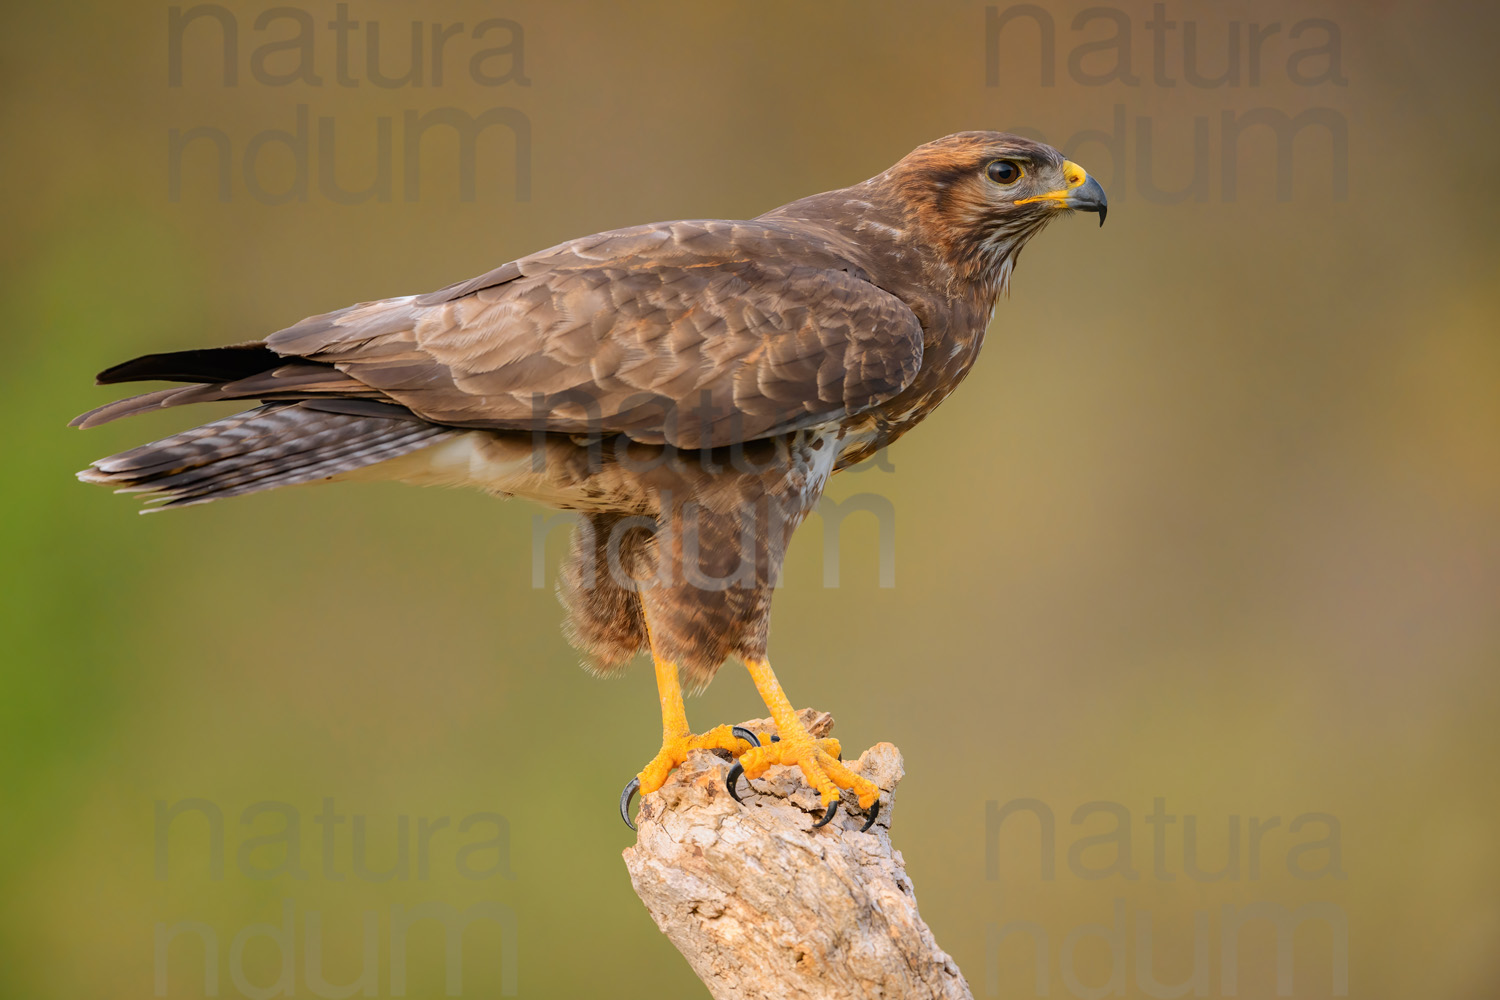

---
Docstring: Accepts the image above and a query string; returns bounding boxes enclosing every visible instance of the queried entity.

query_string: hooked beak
[1015,160,1108,226]
[1067,174,1107,226]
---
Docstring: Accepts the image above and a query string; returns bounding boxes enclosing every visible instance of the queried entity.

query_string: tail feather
[79,402,453,510]
[138,414,437,501]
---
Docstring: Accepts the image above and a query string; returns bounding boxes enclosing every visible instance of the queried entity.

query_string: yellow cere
[1014,159,1089,205]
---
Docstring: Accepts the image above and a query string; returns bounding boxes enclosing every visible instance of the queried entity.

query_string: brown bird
[73,132,1106,831]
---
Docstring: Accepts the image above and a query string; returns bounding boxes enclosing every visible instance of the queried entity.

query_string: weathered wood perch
[623,709,974,999]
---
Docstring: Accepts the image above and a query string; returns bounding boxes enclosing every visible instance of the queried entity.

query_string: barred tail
[77,401,453,510]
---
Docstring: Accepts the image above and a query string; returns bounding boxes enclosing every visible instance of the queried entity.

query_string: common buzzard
[74,132,1107,831]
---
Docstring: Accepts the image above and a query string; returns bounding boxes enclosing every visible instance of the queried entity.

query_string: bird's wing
[265,220,925,449]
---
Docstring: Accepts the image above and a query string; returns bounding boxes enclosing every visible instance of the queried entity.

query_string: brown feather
[79,403,452,508]
[74,130,1099,682]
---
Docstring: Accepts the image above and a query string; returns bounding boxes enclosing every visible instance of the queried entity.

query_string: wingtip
[72,412,112,430]
[70,407,113,430]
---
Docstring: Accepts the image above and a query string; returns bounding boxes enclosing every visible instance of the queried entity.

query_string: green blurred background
[2,1,1496,997]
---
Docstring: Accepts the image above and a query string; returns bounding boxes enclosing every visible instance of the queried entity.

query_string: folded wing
[261,219,925,449]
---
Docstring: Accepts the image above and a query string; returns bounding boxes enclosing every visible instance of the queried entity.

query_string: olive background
[2,1,1496,997]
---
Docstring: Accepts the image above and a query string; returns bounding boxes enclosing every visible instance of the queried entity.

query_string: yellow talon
[621,636,757,831]
[622,638,877,834]
[738,734,878,810]
[738,658,881,814]
[637,724,753,795]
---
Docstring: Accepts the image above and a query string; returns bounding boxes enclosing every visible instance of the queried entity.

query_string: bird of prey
[74,132,1106,831]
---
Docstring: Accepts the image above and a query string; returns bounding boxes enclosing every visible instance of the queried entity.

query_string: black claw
[812,798,839,828]
[619,776,640,831]
[859,797,881,833]
[731,726,760,748]
[726,762,748,803]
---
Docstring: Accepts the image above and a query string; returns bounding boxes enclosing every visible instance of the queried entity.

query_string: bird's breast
[863,308,989,448]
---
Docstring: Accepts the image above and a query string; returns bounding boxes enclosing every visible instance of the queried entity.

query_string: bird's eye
[985,160,1024,185]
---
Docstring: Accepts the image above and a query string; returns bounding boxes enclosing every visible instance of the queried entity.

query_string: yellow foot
[727,727,882,831]
[639,725,753,793]
[620,725,753,829]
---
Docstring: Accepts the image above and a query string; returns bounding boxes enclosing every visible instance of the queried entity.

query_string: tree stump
[623,708,974,999]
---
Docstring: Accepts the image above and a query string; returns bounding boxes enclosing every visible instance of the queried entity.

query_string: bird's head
[881,131,1107,293]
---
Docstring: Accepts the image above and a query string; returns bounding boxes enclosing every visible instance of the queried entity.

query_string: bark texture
[623,709,974,999]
